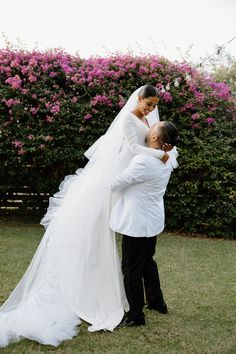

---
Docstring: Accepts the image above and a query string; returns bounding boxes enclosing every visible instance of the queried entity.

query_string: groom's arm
[108,155,149,192]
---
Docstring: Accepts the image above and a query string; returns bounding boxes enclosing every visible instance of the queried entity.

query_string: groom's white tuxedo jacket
[108,154,174,237]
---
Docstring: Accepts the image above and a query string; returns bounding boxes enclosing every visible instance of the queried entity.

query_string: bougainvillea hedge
[0,49,235,236]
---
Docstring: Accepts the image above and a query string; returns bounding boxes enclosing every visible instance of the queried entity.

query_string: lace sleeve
[123,114,165,159]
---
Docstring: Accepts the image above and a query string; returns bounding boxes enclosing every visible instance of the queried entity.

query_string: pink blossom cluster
[2,98,20,107]
[91,95,113,107]
[12,140,24,148]
[45,101,61,114]
[205,117,215,124]
[0,48,235,158]
[84,114,92,120]
[44,135,54,142]
[30,107,39,115]
[191,113,200,120]
[208,81,231,100]
[5,75,22,89]
[12,140,26,155]
[162,92,172,103]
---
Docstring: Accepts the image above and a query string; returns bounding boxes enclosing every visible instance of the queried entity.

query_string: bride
[0,85,175,347]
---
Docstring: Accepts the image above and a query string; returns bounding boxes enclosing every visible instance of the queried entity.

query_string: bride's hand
[162,143,173,152]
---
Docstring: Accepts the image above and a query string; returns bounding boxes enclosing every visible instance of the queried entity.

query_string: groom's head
[146,121,179,149]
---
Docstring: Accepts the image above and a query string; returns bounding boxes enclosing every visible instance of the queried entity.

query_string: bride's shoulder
[124,112,135,119]
[122,113,138,131]
[123,112,136,124]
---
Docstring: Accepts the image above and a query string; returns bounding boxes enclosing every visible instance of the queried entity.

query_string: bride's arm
[123,115,168,161]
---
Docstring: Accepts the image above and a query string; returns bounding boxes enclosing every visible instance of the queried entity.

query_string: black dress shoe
[145,302,168,314]
[117,316,145,328]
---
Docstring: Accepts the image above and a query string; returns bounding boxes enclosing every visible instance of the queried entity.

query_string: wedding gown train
[0,105,172,347]
[0,154,129,346]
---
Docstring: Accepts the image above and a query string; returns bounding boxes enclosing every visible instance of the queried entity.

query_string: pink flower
[32,94,37,99]
[44,135,53,142]
[41,63,52,72]
[162,92,172,103]
[28,75,37,83]
[49,71,57,78]
[194,91,205,103]
[61,64,72,74]
[84,114,92,120]
[139,66,149,74]
[30,107,38,115]
[46,116,54,123]
[205,117,215,124]
[20,88,28,94]
[208,106,217,112]
[39,144,45,150]
[29,58,38,67]
[188,82,197,93]
[12,140,24,148]
[184,103,194,110]
[91,95,112,107]
[191,113,200,120]
[18,148,26,155]
[118,100,125,108]
[50,105,60,114]
[71,96,77,103]
[4,98,20,107]
[21,66,28,75]
[5,75,22,89]
[27,134,34,140]
[10,59,20,68]
[209,82,231,100]
[71,76,80,84]
[118,96,126,108]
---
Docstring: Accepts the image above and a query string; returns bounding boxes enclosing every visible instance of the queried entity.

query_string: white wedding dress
[0,89,172,347]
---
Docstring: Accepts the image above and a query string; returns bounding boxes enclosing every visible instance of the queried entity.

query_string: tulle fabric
[0,150,129,347]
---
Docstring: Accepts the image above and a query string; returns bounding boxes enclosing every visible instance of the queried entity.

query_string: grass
[0,217,235,354]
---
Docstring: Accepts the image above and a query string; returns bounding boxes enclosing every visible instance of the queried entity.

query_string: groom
[108,121,179,327]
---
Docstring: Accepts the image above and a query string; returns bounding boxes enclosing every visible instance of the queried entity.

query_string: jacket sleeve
[123,115,165,159]
[108,155,150,192]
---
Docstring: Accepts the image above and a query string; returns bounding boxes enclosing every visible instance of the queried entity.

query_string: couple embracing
[0,85,179,347]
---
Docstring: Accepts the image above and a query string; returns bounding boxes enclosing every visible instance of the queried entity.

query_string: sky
[0,0,235,65]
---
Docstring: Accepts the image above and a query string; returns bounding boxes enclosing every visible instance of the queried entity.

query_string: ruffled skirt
[0,158,128,347]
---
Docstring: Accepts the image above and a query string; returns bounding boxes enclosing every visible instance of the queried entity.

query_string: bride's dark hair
[139,85,160,99]
[161,122,180,146]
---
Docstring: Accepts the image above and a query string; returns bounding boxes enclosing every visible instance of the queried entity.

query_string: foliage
[212,61,236,98]
[0,49,235,236]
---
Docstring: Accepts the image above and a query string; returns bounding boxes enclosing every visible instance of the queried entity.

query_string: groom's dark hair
[161,121,180,146]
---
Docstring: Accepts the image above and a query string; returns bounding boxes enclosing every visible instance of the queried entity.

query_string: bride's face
[138,96,159,117]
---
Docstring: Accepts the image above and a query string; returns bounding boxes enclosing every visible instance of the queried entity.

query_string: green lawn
[0,217,235,354]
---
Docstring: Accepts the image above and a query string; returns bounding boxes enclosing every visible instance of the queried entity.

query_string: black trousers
[122,235,164,321]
